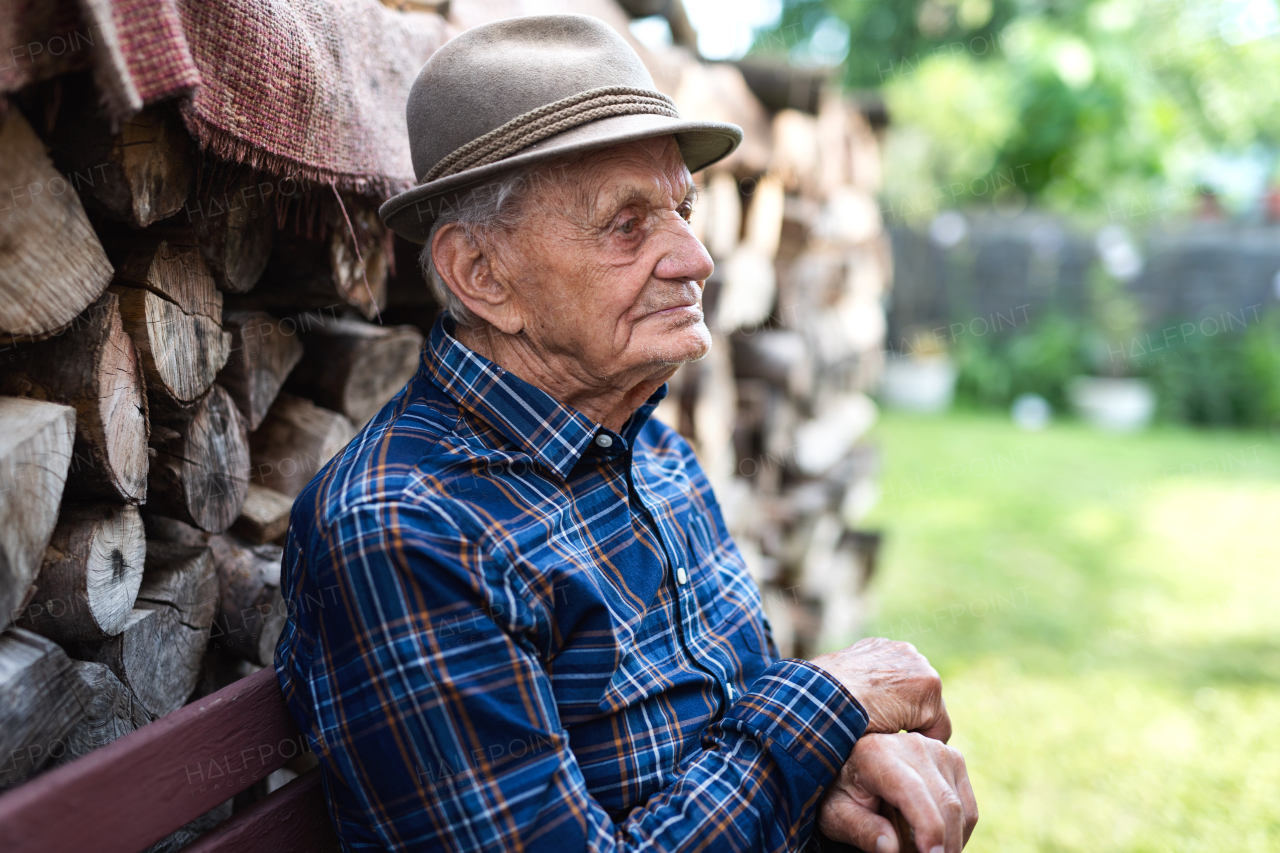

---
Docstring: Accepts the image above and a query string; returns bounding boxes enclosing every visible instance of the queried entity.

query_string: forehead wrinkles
[559,139,692,221]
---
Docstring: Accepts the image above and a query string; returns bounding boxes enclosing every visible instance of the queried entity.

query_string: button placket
[630,454,731,691]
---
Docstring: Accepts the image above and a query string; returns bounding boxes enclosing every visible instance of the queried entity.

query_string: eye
[618,218,637,234]
[678,201,694,221]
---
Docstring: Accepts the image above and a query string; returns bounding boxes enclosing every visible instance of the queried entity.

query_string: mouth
[647,296,703,319]
[653,302,700,315]
[645,304,704,326]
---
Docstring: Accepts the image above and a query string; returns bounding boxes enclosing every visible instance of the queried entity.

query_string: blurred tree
[754,0,1280,219]
[763,0,1017,85]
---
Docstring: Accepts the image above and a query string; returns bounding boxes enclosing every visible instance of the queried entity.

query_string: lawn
[856,411,1280,853]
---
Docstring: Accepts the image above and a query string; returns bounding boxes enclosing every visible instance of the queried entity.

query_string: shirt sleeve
[289,499,868,853]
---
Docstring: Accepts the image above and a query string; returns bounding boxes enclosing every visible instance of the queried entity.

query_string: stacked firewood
[0,86,423,802]
[662,88,891,659]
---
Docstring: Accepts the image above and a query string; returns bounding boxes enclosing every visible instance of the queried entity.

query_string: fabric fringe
[182,110,414,202]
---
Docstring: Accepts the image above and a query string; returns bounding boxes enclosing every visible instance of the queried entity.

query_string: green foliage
[952,307,1280,428]
[761,0,1018,87]
[755,0,1280,219]
[953,313,1091,410]
[1149,312,1280,428]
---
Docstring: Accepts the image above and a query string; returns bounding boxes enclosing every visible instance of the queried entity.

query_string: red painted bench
[0,668,340,853]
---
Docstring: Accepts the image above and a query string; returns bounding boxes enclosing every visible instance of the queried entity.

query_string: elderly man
[276,14,976,853]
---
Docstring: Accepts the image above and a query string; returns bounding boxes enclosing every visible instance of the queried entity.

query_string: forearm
[609,660,868,852]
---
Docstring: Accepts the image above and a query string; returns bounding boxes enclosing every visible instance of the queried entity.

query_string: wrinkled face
[489,136,715,384]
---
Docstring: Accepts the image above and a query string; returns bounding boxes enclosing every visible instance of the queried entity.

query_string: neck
[456,322,672,432]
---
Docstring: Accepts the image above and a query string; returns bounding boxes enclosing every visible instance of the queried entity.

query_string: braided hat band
[423,86,681,184]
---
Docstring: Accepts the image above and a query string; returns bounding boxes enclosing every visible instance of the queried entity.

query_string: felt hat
[379,14,743,243]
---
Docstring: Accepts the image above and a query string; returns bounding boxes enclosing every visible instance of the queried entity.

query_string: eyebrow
[591,181,699,224]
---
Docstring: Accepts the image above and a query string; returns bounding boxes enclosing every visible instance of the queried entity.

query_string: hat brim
[379,112,743,244]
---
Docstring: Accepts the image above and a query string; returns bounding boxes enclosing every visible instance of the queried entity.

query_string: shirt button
[594,434,613,448]
[675,567,688,585]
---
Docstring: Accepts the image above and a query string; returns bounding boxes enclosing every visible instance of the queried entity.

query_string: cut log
[112,237,223,322]
[207,533,286,667]
[328,209,390,321]
[72,543,218,718]
[141,515,210,549]
[733,59,829,115]
[0,111,113,342]
[381,232,443,331]
[717,246,776,333]
[813,188,881,247]
[672,63,772,175]
[769,109,820,196]
[191,645,261,702]
[250,393,355,498]
[0,398,76,634]
[51,81,195,228]
[0,292,150,502]
[743,174,785,259]
[231,484,294,545]
[255,215,389,320]
[792,394,877,478]
[50,661,153,767]
[731,329,812,398]
[286,316,423,424]
[141,800,235,853]
[817,91,852,193]
[217,310,304,431]
[702,170,742,260]
[17,504,146,645]
[148,385,250,534]
[190,172,277,294]
[0,628,92,788]
[111,285,231,411]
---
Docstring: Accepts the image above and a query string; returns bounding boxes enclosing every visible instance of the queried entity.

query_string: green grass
[856,411,1280,853]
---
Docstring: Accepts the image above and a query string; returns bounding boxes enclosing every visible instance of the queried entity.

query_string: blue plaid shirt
[275,315,869,852]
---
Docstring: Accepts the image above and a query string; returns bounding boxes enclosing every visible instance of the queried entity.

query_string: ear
[431,224,525,335]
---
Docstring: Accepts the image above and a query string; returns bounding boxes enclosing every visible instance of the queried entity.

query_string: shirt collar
[422,314,666,480]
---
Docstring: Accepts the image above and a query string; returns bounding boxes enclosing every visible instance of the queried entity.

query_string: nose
[654,215,714,284]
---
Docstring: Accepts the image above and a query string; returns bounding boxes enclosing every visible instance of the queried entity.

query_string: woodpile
[0,0,888,807]
[0,74,421,792]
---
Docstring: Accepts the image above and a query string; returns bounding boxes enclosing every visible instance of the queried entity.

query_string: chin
[645,316,712,365]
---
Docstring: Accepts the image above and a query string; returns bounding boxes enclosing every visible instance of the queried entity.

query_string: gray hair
[418,161,570,328]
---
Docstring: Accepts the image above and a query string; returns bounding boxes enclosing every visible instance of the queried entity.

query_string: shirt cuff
[723,658,869,787]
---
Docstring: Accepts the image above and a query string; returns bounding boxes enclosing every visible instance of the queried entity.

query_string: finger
[916,695,952,744]
[951,754,979,843]
[822,798,901,853]
[871,763,947,853]
[933,746,978,849]
[921,764,965,853]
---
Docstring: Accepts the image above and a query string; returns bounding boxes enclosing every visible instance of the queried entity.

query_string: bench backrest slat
[183,767,341,853]
[0,667,306,853]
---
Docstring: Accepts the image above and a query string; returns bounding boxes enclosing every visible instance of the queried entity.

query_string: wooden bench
[0,668,340,853]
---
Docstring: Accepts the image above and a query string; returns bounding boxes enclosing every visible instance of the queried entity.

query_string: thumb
[915,696,952,744]
[820,797,902,853]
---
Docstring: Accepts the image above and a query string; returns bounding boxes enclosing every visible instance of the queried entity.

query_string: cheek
[586,271,651,325]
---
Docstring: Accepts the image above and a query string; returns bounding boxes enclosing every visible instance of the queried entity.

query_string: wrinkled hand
[818,733,977,853]
[811,638,950,741]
